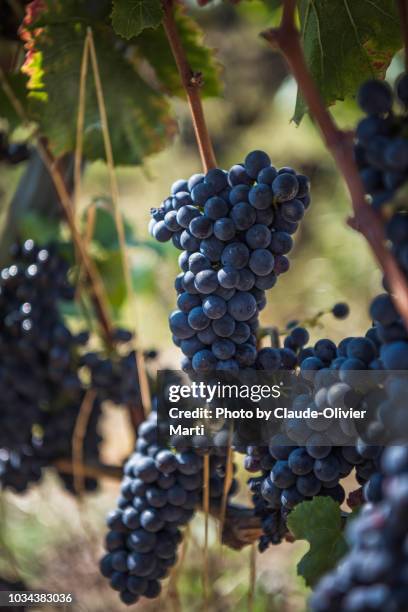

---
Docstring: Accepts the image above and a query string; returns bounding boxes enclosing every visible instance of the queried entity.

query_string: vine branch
[37,138,116,344]
[72,389,97,496]
[162,0,216,172]
[261,1,408,330]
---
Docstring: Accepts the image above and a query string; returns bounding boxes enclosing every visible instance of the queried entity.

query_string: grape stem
[72,389,97,496]
[398,0,408,71]
[37,138,116,344]
[261,0,408,329]
[161,0,217,172]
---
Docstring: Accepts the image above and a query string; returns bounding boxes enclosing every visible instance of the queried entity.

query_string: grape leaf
[88,206,119,250]
[136,3,222,98]
[58,299,83,319]
[294,0,401,123]
[85,205,137,250]
[25,3,176,164]
[111,0,163,39]
[287,497,347,588]
[19,212,61,244]
[132,262,157,294]
[95,249,126,313]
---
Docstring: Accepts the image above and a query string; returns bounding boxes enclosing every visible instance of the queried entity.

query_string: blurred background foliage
[0,1,403,610]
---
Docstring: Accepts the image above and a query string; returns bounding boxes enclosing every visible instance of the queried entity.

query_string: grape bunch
[355,78,408,371]
[356,215,408,445]
[0,239,140,494]
[371,215,408,358]
[100,409,237,605]
[247,443,355,550]
[351,219,408,500]
[149,150,310,374]
[354,74,408,210]
[0,239,80,452]
[310,445,408,612]
[246,327,385,550]
[0,395,102,494]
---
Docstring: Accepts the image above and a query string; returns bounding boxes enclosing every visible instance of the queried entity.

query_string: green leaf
[95,249,126,312]
[89,206,121,250]
[131,262,157,294]
[137,4,222,98]
[26,2,176,164]
[86,204,138,250]
[111,0,163,39]
[287,497,347,588]
[294,0,401,122]
[19,212,61,244]
[58,299,83,319]
[92,207,118,250]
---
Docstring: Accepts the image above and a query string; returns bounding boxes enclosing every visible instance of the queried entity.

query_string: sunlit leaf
[25,1,177,164]
[295,0,401,122]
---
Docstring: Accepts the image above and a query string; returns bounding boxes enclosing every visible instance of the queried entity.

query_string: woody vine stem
[261,0,408,329]
[162,0,217,172]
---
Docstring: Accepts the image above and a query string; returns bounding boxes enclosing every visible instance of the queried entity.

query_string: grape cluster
[310,445,408,612]
[0,132,30,165]
[100,409,237,605]
[0,239,79,452]
[247,328,384,550]
[0,395,102,493]
[353,214,408,499]
[149,151,310,374]
[247,443,357,551]
[247,446,366,551]
[0,239,139,494]
[354,76,408,371]
[370,215,408,362]
[354,74,408,210]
